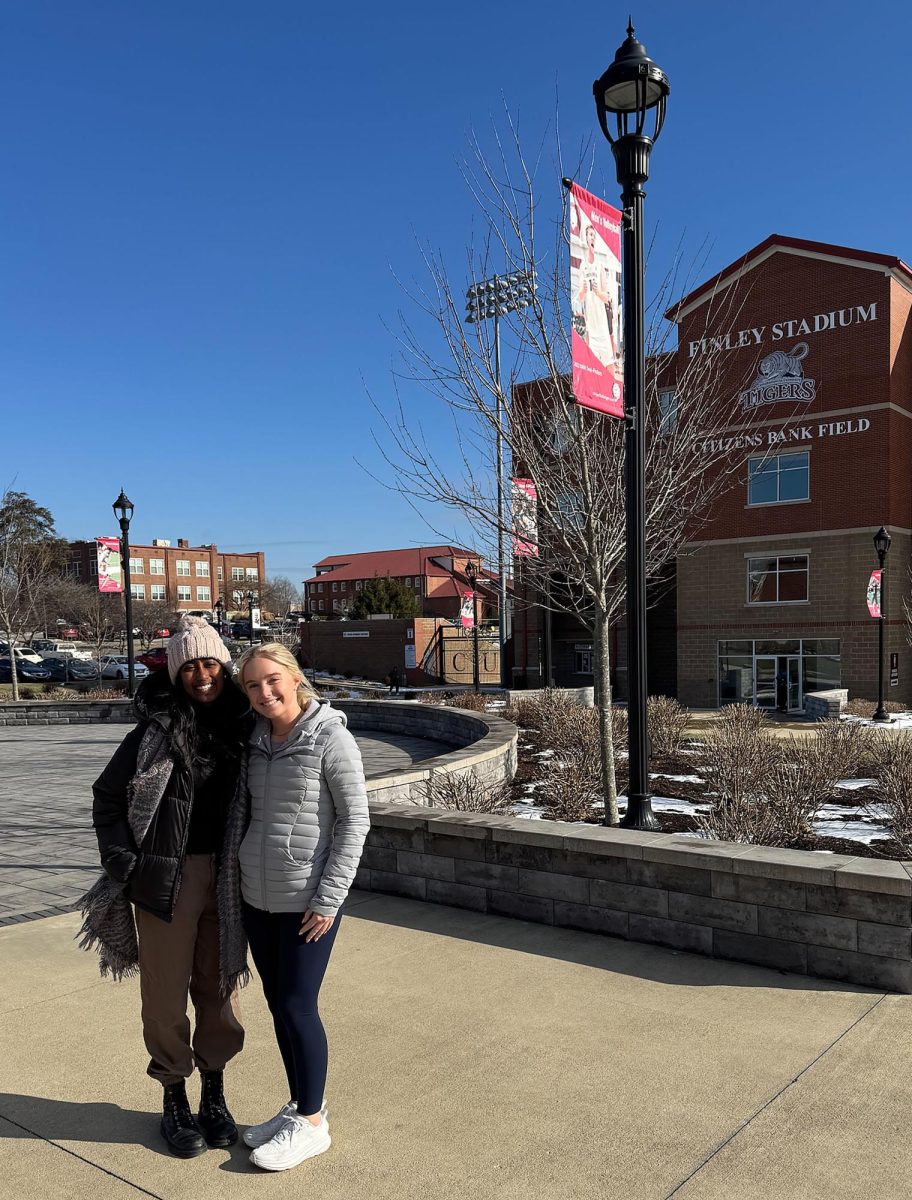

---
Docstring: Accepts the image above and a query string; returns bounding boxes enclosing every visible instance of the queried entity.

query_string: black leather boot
[161,1080,207,1158]
[197,1069,239,1148]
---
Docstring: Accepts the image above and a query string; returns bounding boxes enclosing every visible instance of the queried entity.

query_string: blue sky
[3,1,911,589]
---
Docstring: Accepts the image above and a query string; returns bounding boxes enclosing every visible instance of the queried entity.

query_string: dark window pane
[748,557,777,573]
[778,464,809,501]
[719,656,754,703]
[778,568,808,602]
[778,555,808,571]
[804,655,841,691]
[748,474,779,504]
[755,639,800,654]
[719,640,752,655]
[802,639,840,655]
[749,570,777,603]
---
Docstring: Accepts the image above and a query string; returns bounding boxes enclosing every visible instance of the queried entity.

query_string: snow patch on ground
[834,778,878,791]
[842,712,912,729]
[649,772,704,785]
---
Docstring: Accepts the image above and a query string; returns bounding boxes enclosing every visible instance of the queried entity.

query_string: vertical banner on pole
[866,570,882,618]
[460,592,475,630]
[510,477,539,557]
[568,181,624,418]
[96,536,123,593]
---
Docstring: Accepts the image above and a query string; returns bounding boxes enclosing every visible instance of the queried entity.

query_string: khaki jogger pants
[135,854,244,1085]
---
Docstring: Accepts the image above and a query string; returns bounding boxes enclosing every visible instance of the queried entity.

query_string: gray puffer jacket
[239,701,370,916]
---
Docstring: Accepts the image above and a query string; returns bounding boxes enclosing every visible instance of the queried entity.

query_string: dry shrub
[699,710,872,846]
[869,732,912,852]
[843,697,906,718]
[444,691,491,712]
[423,768,512,813]
[503,689,580,731]
[84,687,128,701]
[42,685,75,700]
[647,695,689,757]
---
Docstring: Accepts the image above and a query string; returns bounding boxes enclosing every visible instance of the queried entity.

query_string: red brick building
[672,234,912,709]
[303,546,495,622]
[66,537,265,615]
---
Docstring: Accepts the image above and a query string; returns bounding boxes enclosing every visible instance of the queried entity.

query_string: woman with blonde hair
[226,642,369,1172]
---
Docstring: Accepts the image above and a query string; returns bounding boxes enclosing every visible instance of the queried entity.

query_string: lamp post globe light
[465,271,538,691]
[464,559,481,694]
[872,526,893,723]
[594,23,669,831]
[112,489,136,698]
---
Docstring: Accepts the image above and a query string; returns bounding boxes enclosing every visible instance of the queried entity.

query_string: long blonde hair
[236,642,319,711]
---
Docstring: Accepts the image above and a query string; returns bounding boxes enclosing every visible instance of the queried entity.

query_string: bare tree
[372,115,797,824]
[131,599,174,648]
[260,575,300,619]
[0,489,67,700]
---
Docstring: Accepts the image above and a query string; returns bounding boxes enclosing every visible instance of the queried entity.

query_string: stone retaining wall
[0,700,134,725]
[360,805,912,993]
[805,689,848,719]
[506,686,595,707]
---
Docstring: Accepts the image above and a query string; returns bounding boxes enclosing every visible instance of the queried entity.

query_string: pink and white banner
[460,591,475,629]
[511,477,538,557]
[96,536,123,594]
[568,181,623,418]
[866,570,882,618]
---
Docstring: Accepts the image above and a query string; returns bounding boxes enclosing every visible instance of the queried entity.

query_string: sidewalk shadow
[0,1093,258,1171]
[345,890,881,996]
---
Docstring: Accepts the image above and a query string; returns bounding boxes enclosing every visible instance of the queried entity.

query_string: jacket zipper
[260,748,272,911]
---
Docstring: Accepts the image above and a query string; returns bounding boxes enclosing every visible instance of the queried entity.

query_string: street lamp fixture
[112,489,136,698]
[594,23,669,831]
[872,526,892,723]
[246,590,256,647]
[466,270,537,692]
[213,596,224,634]
[464,559,481,694]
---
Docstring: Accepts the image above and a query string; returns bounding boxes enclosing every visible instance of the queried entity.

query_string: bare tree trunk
[593,607,618,825]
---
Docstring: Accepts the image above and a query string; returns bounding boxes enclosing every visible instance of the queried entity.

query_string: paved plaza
[2,725,912,1198]
[0,723,452,924]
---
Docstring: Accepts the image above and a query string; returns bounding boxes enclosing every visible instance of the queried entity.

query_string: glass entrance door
[785,655,802,712]
[754,656,776,709]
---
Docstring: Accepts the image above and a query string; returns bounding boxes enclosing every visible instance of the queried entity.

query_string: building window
[747,555,809,604]
[404,576,411,587]
[574,644,594,674]
[130,584,146,600]
[216,565,223,580]
[310,600,317,611]
[176,560,190,577]
[149,558,165,576]
[355,580,362,591]
[657,389,679,434]
[332,581,338,592]
[555,489,584,531]
[318,582,324,593]
[196,586,211,602]
[195,561,210,577]
[748,452,810,505]
[129,557,144,574]
[245,567,258,581]
[177,585,192,602]
[231,567,243,581]
[151,584,166,601]
[65,560,82,577]
[318,600,324,611]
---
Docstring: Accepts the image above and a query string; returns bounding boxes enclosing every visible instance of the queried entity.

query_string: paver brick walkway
[0,724,450,925]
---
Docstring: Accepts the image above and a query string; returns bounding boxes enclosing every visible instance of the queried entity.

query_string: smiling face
[179,657,226,704]
[242,654,303,728]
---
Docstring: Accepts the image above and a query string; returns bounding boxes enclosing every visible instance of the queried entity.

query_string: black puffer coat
[91,668,252,921]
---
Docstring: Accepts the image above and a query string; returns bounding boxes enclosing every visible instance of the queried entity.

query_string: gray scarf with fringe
[77,722,250,996]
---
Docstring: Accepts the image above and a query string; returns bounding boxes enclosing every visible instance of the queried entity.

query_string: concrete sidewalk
[1,891,910,1200]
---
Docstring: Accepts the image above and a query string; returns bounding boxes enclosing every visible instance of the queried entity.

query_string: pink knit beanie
[167,615,232,682]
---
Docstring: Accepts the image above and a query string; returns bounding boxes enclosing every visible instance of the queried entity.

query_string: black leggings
[243,904,340,1115]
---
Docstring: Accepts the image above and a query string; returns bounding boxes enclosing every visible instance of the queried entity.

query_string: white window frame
[177,585,192,602]
[151,584,166,601]
[232,567,244,581]
[245,567,258,581]
[747,451,810,506]
[129,583,146,600]
[196,586,211,602]
[149,558,165,576]
[129,557,144,574]
[747,554,809,606]
[176,560,190,577]
[195,561,210,577]
[216,565,223,580]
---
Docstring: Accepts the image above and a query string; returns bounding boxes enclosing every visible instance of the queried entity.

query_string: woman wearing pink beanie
[80,615,253,1159]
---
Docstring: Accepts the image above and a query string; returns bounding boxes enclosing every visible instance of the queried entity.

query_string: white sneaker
[242,1099,329,1148]
[249,1113,331,1171]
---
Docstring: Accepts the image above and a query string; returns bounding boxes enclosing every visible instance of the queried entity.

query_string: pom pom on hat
[167,614,232,682]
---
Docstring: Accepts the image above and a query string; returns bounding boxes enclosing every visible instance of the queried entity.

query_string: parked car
[41,657,101,683]
[32,640,93,661]
[0,645,44,664]
[98,655,150,681]
[0,658,51,682]
[137,647,168,672]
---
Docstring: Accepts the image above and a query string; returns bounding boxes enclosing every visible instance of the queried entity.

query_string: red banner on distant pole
[568,181,623,418]
[867,570,882,618]
[460,591,475,629]
[96,536,123,594]
[511,478,538,557]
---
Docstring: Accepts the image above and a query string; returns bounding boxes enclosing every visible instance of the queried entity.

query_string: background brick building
[66,537,265,615]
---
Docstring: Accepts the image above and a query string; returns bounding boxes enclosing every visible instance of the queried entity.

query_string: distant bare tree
[131,599,174,648]
[260,575,300,618]
[0,489,67,699]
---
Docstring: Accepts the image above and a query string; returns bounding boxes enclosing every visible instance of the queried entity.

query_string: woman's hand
[299,909,335,943]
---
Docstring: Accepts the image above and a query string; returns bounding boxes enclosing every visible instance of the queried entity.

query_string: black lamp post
[246,590,256,647]
[213,596,224,634]
[112,489,136,698]
[872,526,892,723]
[465,560,481,693]
[594,22,669,831]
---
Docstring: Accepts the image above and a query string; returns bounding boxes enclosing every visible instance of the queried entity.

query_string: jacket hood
[133,664,251,729]
[250,700,347,752]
